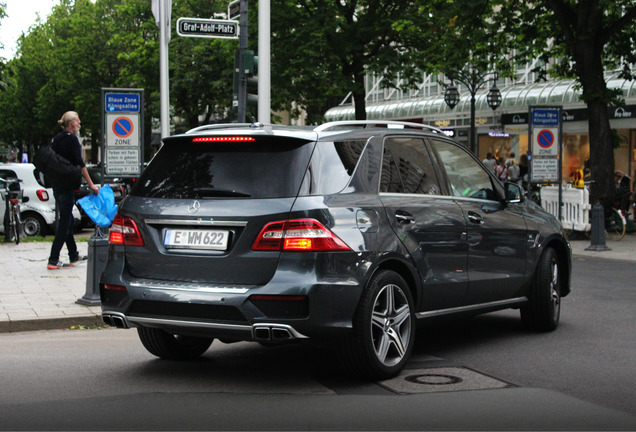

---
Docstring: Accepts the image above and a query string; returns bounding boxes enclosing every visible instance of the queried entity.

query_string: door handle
[467,211,484,224]
[395,210,415,224]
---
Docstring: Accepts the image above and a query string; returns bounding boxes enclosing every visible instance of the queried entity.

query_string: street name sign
[176,17,239,39]
[228,0,240,20]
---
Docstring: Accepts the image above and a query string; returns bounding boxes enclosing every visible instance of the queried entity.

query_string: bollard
[76,227,109,305]
[585,202,611,251]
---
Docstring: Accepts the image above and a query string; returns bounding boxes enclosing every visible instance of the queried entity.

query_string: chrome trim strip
[129,280,250,294]
[146,219,248,227]
[127,316,253,332]
[415,297,528,319]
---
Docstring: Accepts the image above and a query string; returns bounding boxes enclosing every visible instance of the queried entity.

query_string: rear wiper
[193,187,251,198]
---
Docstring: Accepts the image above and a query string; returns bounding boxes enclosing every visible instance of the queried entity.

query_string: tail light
[36,190,49,201]
[109,215,144,246]
[252,218,350,252]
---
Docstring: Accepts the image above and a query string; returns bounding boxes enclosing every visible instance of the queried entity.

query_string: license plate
[164,228,229,250]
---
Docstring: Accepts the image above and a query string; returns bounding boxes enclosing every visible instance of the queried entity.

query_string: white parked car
[0,163,81,237]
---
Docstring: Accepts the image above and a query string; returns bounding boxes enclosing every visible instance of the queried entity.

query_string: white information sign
[106,148,140,175]
[531,158,560,182]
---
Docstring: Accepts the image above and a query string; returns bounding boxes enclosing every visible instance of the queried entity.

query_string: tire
[521,247,561,332]
[340,270,415,380]
[605,208,625,241]
[21,213,47,237]
[137,326,213,360]
[11,206,20,244]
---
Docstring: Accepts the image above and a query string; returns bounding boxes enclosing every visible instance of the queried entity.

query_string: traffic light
[234,49,259,116]
[243,50,258,106]
[573,169,584,188]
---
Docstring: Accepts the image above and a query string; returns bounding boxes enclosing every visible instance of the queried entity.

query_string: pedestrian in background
[482,152,496,176]
[47,111,99,270]
[496,157,508,181]
[508,159,520,183]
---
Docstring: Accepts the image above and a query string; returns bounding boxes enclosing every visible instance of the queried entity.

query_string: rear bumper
[99,252,369,342]
[102,311,309,342]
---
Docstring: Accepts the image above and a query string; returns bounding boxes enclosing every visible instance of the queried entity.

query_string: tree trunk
[574,39,615,206]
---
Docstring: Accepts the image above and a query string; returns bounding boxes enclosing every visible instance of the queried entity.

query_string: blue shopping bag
[78,185,118,228]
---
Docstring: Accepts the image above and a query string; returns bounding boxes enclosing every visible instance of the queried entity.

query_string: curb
[0,315,104,334]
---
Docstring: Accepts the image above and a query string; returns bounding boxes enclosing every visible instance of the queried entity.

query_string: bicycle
[0,177,23,244]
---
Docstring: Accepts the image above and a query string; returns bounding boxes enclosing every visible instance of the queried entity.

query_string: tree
[271,0,420,122]
[493,0,636,204]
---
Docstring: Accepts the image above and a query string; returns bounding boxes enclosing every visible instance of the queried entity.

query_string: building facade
[324,68,636,184]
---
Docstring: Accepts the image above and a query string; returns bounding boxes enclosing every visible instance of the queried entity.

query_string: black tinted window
[132,137,314,199]
[380,138,441,195]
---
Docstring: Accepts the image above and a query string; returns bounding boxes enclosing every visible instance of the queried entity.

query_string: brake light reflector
[36,190,49,201]
[252,219,350,252]
[192,136,256,142]
[104,284,127,292]
[109,215,144,246]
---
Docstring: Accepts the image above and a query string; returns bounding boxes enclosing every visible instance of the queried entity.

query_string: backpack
[33,145,82,190]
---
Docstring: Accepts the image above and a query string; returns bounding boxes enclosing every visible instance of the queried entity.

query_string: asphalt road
[0,256,635,430]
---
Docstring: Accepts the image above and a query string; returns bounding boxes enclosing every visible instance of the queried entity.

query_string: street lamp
[443,69,501,154]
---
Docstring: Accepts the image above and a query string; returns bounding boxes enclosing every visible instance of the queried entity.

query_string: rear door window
[132,137,314,199]
[380,137,441,195]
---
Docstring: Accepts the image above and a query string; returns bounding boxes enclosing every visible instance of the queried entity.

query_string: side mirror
[504,182,524,203]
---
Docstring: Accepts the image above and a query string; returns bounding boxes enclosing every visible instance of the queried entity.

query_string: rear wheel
[11,205,20,244]
[21,213,47,237]
[340,270,415,380]
[521,247,561,332]
[137,326,213,360]
[605,208,626,241]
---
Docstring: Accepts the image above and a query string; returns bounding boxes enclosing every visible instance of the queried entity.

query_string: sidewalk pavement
[1,233,635,333]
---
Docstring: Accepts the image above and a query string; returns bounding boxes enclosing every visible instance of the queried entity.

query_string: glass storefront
[479,128,633,184]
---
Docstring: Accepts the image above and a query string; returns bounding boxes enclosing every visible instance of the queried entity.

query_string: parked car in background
[100,121,572,380]
[75,164,127,228]
[0,163,81,236]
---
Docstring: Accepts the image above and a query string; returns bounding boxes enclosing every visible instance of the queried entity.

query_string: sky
[0,0,59,59]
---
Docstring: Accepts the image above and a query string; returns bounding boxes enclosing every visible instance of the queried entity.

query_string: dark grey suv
[100,121,571,379]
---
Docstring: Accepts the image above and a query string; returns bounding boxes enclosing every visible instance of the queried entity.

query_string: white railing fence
[540,185,591,232]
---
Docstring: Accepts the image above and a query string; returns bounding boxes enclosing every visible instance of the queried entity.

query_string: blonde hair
[58,111,79,129]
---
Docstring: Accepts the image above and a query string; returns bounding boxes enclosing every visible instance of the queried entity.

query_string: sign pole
[237,0,248,123]
[258,0,270,124]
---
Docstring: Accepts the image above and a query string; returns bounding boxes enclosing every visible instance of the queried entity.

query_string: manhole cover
[380,367,512,394]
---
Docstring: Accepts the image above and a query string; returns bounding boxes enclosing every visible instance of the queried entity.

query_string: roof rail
[186,123,253,134]
[314,120,444,134]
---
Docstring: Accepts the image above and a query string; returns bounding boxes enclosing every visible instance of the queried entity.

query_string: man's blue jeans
[48,188,78,264]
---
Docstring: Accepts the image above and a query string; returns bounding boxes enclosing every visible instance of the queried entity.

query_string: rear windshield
[131,136,314,199]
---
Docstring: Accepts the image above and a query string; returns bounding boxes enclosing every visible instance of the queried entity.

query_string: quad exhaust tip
[102,313,129,329]
[252,324,308,341]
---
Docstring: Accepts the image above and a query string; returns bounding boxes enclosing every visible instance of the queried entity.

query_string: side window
[380,137,441,195]
[428,139,497,201]
[300,140,368,195]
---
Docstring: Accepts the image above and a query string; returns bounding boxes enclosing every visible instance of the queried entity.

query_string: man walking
[47,111,99,270]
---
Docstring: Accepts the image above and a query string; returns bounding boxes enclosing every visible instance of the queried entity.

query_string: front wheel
[340,270,415,380]
[137,327,213,360]
[521,247,561,332]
